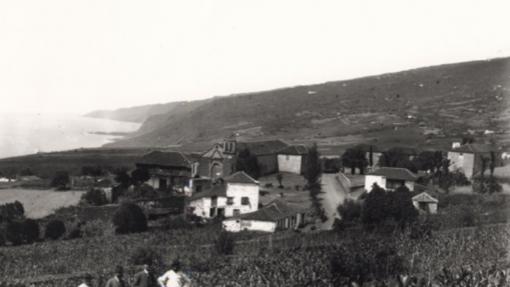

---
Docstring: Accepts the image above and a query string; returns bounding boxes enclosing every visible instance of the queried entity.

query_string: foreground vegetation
[0,222,509,286]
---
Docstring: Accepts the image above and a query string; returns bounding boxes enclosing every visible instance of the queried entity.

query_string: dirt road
[319,173,349,230]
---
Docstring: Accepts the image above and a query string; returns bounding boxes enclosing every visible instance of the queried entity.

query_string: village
[1,134,504,235]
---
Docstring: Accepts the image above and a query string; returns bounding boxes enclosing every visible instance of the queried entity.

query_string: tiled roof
[237,140,289,156]
[137,151,191,168]
[277,145,309,155]
[412,192,438,203]
[224,171,259,185]
[449,143,498,154]
[235,199,306,222]
[369,167,418,181]
[190,184,227,201]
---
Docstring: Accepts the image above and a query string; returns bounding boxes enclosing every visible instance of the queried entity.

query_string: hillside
[85,100,210,123]
[105,57,510,151]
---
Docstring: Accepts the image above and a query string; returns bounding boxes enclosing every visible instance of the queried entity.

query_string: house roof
[278,145,309,155]
[234,199,306,222]
[449,143,498,154]
[137,151,191,168]
[237,140,289,156]
[224,171,259,185]
[94,178,113,188]
[412,192,438,203]
[369,167,418,181]
[190,184,227,201]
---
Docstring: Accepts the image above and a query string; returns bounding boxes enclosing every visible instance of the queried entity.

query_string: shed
[412,192,438,214]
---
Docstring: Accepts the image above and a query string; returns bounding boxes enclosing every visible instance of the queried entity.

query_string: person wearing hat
[105,265,127,287]
[78,274,93,287]
[157,260,191,287]
[133,264,157,287]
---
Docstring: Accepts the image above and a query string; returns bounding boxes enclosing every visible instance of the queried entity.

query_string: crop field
[1,223,509,286]
[0,189,84,219]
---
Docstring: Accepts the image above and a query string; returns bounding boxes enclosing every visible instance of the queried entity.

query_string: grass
[0,188,84,219]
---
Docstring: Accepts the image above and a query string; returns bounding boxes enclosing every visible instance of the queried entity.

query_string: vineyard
[1,223,509,286]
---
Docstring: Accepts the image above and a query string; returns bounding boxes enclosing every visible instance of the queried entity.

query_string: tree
[413,151,444,173]
[388,185,418,228]
[81,188,108,206]
[337,199,362,223]
[45,219,66,240]
[114,167,132,189]
[341,146,368,175]
[235,148,260,179]
[304,143,322,185]
[112,202,148,234]
[81,166,105,177]
[131,168,151,186]
[6,219,40,245]
[51,171,70,190]
[276,173,283,188]
[379,148,412,169]
[361,183,389,227]
[0,201,25,223]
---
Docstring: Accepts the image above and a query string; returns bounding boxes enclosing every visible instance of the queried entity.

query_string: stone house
[187,171,259,219]
[277,145,309,175]
[365,167,419,192]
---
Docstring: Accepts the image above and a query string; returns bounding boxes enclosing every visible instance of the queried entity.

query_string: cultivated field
[0,189,84,218]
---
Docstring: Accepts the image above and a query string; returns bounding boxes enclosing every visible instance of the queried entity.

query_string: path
[318,173,349,230]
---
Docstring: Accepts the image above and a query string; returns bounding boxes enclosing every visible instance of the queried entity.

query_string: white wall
[223,219,276,233]
[189,183,259,218]
[225,183,259,215]
[448,151,475,179]
[277,154,302,174]
[365,175,386,192]
[405,181,415,192]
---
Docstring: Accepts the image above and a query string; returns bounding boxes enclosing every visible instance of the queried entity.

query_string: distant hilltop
[86,57,510,150]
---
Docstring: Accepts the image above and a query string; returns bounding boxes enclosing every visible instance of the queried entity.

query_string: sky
[0,0,510,115]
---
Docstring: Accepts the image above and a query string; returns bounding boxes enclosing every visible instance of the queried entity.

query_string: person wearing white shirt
[157,261,191,287]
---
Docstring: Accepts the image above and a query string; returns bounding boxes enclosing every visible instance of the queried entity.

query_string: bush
[129,246,164,267]
[81,220,109,238]
[160,215,193,230]
[473,177,502,194]
[51,171,70,190]
[6,219,40,245]
[82,188,108,206]
[112,202,148,234]
[0,201,25,223]
[45,219,66,240]
[337,199,362,223]
[214,231,235,255]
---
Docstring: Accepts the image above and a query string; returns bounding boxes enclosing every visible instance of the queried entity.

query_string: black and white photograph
[1,0,510,286]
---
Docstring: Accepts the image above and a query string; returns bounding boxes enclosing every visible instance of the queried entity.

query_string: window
[241,197,250,205]
[227,197,234,205]
[211,196,218,206]
[233,209,240,216]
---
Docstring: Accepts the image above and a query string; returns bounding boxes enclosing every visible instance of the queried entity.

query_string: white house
[412,192,438,214]
[447,143,499,179]
[277,145,309,174]
[222,199,306,233]
[365,167,418,192]
[187,171,259,218]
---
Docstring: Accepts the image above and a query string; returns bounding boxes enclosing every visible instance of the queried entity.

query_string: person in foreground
[105,265,127,287]
[133,264,157,287]
[157,260,191,287]
[78,274,93,287]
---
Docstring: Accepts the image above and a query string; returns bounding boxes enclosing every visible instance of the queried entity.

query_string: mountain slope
[106,57,510,149]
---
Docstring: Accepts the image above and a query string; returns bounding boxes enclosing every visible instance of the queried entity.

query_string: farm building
[277,145,309,174]
[198,138,289,178]
[136,151,198,193]
[412,192,438,214]
[93,178,114,203]
[365,167,418,192]
[222,199,306,233]
[447,143,500,179]
[187,171,259,218]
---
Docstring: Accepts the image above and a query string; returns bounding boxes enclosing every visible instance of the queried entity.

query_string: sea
[0,113,141,159]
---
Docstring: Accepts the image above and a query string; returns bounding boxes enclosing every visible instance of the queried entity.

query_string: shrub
[160,215,193,230]
[129,246,164,267]
[82,188,108,206]
[6,219,39,245]
[337,199,362,223]
[51,171,70,190]
[112,202,148,234]
[81,220,108,238]
[473,177,502,194]
[214,231,235,255]
[0,201,25,223]
[45,219,66,240]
